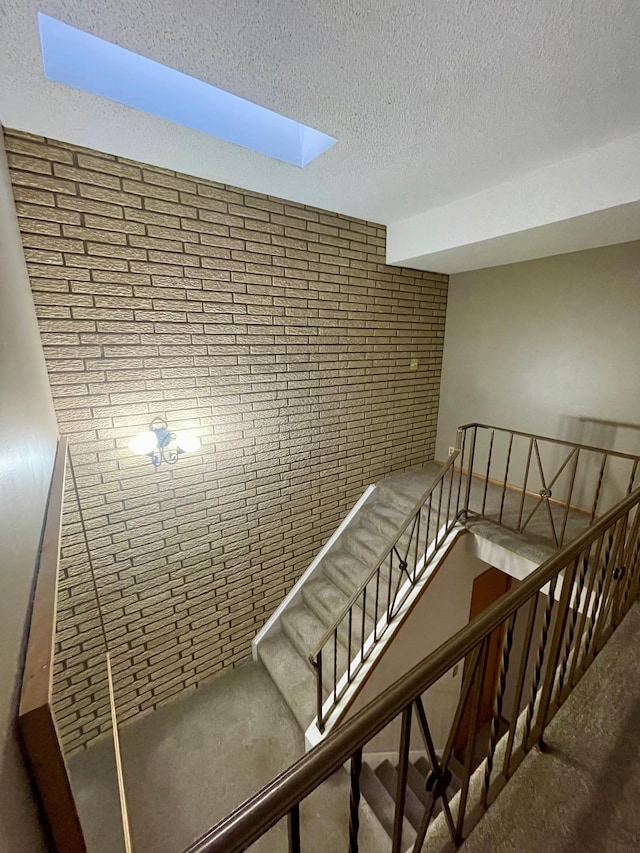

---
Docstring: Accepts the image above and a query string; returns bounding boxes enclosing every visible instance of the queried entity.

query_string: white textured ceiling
[1,0,640,266]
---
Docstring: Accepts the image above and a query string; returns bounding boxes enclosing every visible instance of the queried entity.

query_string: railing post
[287,804,300,853]
[315,650,324,734]
[392,707,412,853]
[462,426,477,517]
[349,748,362,853]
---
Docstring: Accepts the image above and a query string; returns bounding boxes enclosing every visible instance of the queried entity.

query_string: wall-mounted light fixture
[128,417,200,468]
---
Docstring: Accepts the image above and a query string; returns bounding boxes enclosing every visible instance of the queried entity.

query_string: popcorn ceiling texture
[4,128,448,753]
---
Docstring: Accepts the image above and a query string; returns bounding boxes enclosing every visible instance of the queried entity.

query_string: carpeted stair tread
[322,547,377,596]
[281,604,350,693]
[374,759,424,831]
[414,756,431,778]
[302,577,364,649]
[257,631,316,731]
[360,763,416,849]
[342,524,390,563]
[360,503,410,536]
[406,761,430,806]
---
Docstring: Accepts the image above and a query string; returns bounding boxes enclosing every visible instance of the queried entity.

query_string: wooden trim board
[18,436,86,853]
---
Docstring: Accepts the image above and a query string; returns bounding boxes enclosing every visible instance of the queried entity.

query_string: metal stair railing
[310,423,640,733]
[183,484,640,853]
[309,428,466,733]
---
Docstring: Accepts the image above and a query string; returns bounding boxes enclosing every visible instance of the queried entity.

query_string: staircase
[182,424,640,853]
[256,464,442,731]
[361,756,461,850]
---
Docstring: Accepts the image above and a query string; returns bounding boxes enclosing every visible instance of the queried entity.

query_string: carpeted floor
[460,602,640,853]
[68,660,388,853]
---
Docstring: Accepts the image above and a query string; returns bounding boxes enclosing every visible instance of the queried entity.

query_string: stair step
[375,759,424,831]
[360,503,408,537]
[360,763,416,849]
[302,577,364,650]
[323,548,374,596]
[406,761,430,806]
[281,604,349,693]
[375,483,420,516]
[414,755,431,778]
[324,561,395,634]
[342,524,389,563]
[257,631,317,731]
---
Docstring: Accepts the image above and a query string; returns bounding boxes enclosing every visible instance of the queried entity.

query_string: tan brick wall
[5,128,448,752]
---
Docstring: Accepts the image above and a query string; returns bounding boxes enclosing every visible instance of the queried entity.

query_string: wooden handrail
[18,436,86,853]
[19,436,68,718]
[183,484,640,853]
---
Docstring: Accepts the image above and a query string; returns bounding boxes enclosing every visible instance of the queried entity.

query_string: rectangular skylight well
[37,13,337,168]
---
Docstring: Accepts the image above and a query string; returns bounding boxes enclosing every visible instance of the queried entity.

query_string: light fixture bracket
[148,417,183,468]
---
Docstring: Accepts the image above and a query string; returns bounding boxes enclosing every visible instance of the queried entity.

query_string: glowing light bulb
[128,430,157,455]
[175,432,200,454]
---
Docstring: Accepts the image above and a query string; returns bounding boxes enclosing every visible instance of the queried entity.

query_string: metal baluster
[463,425,477,517]
[412,795,438,853]
[435,479,443,546]
[621,506,640,605]
[591,517,627,655]
[414,696,440,774]
[333,629,338,705]
[389,555,402,620]
[523,574,558,750]
[456,638,489,840]
[517,438,534,532]
[482,613,515,808]
[413,698,461,844]
[498,432,514,525]
[567,532,606,687]
[481,429,495,516]
[445,461,455,530]
[502,595,539,778]
[412,509,421,583]
[425,494,433,546]
[387,551,394,620]
[532,556,579,739]
[439,644,483,771]
[559,448,580,547]
[456,429,467,516]
[347,609,353,682]
[556,549,590,704]
[373,569,380,642]
[618,508,640,610]
[522,439,558,546]
[392,707,412,853]
[583,523,618,663]
[315,649,324,733]
[287,804,301,853]
[360,588,367,662]
[348,748,363,853]
[589,453,607,523]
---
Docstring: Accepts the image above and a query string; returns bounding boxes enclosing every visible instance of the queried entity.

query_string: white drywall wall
[436,242,640,468]
[0,129,58,851]
[346,536,489,752]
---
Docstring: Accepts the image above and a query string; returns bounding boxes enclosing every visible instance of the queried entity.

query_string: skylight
[37,13,337,168]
